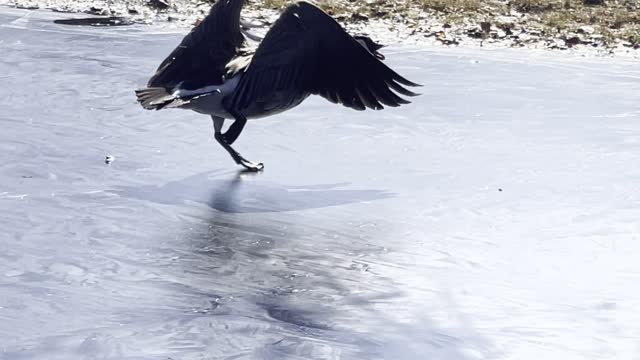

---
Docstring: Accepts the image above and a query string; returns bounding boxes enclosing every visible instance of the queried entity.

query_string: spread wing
[147,0,247,90]
[225,1,420,113]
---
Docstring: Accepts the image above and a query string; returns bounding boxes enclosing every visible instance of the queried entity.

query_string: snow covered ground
[1,6,640,360]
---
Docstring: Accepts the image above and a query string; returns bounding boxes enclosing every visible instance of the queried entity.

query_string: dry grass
[418,0,481,12]
[539,2,640,34]
[262,0,288,10]
[621,25,640,44]
[417,0,640,45]
[510,0,567,12]
[262,0,640,46]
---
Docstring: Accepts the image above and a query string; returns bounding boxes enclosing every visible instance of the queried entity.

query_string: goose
[135,0,420,171]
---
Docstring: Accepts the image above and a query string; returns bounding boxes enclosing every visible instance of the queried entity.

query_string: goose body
[179,74,243,119]
[179,73,310,120]
[136,0,420,171]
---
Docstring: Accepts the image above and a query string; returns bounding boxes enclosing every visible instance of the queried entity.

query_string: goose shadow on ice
[108,170,394,213]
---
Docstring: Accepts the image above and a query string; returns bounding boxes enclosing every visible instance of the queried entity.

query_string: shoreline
[2,0,639,59]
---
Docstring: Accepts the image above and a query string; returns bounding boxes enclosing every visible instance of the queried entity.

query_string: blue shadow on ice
[108,171,394,213]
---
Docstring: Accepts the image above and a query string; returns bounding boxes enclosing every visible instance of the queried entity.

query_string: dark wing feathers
[147,0,246,90]
[225,1,420,113]
[386,79,420,97]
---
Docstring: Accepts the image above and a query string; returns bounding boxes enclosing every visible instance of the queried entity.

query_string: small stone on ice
[105,155,114,164]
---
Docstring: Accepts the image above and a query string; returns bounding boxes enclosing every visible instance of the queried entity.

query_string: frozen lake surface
[1,7,640,360]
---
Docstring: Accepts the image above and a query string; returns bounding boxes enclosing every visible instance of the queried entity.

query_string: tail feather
[135,87,185,110]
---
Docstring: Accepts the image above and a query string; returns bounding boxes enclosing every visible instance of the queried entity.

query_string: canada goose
[135,0,420,171]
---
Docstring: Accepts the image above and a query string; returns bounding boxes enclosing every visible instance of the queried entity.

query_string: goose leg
[212,116,263,171]
[222,115,246,145]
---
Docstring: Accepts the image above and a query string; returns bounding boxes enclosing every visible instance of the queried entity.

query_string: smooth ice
[1,7,640,360]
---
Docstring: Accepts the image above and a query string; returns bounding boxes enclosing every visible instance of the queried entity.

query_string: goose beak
[375,51,385,60]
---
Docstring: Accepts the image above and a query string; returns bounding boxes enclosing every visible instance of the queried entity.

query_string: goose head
[354,35,385,60]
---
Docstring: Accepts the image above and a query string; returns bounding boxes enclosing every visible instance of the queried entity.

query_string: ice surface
[1,6,640,360]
